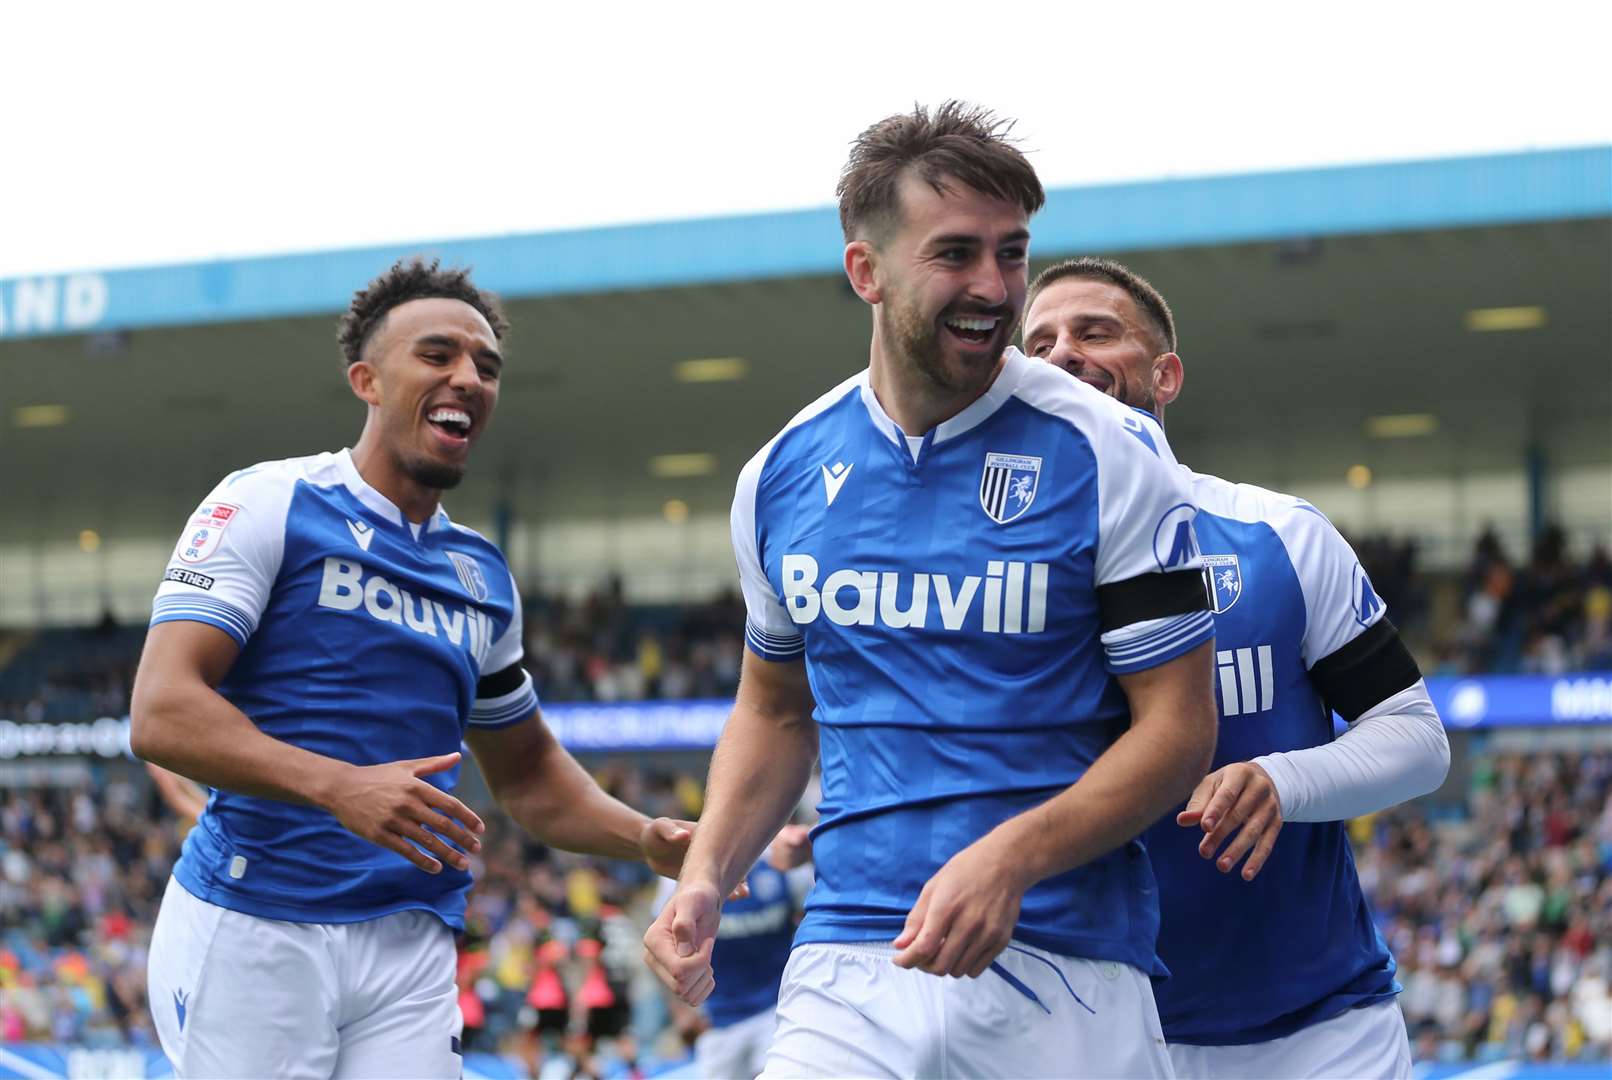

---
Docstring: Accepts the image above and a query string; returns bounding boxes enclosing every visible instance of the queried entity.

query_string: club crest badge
[446,551,490,603]
[1202,554,1242,614]
[980,453,1042,524]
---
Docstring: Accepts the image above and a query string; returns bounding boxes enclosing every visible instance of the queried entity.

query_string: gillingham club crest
[446,551,490,603]
[1203,553,1243,613]
[980,452,1042,524]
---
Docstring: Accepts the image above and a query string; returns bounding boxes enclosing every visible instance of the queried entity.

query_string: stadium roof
[0,147,1606,338]
[2,147,1608,547]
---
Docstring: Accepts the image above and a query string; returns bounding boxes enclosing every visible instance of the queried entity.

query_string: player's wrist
[300,757,355,813]
[970,824,1041,895]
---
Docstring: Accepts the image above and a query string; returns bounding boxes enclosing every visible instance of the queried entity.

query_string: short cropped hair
[836,101,1044,244]
[336,257,509,368]
[1028,257,1177,354]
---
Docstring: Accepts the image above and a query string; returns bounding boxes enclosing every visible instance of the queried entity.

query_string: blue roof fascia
[0,146,1605,341]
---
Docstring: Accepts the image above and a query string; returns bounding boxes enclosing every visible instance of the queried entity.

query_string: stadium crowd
[1446,526,1612,676]
[1,521,1610,1072]
[3,746,1610,1071]
[4,523,1610,726]
[1358,750,1612,1063]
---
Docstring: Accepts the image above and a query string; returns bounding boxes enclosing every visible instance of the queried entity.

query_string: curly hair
[335,257,509,368]
[837,100,1044,244]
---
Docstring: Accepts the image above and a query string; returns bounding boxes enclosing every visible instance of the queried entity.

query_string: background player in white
[1024,257,1451,1079]
[132,259,699,1079]
[645,103,1219,1078]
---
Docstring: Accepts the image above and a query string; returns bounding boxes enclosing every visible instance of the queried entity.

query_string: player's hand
[639,817,697,879]
[323,752,484,874]
[643,880,722,1006]
[639,819,749,899]
[1176,761,1283,881]
[767,824,813,871]
[892,836,1028,979]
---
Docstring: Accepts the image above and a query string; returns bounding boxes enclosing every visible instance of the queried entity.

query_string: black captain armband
[1309,618,1422,722]
[1096,569,1210,632]
[476,663,527,699]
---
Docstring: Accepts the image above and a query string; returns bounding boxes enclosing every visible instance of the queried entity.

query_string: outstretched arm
[1181,620,1449,880]
[464,714,695,877]
[643,650,816,1006]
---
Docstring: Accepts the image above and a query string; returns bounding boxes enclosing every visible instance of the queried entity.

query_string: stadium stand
[2,525,1609,722]
[1,143,1606,1077]
[2,736,1608,1075]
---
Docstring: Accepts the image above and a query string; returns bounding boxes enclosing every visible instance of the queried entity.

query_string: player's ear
[844,241,881,305]
[1153,352,1183,409]
[347,359,382,407]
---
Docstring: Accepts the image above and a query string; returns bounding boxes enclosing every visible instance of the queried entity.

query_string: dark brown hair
[1028,257,1177,353]
[836,101,1044,244]
[336,257,508,368]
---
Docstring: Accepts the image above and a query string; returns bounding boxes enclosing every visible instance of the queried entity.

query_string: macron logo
[822,461,853,507]
[347,519,374,552]
[174,989,188,1031]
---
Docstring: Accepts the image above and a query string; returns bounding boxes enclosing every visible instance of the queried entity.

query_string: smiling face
[349,297,503,493]
[1023,276,1178,415]
[864,171,1030,397]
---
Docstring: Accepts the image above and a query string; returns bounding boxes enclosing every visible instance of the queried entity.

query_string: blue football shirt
[1145,467,1399,1045]
[148,449,538,929]
[731,347,1214,973]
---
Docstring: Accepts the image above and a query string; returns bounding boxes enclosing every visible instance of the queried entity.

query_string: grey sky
[4,0,1608,279]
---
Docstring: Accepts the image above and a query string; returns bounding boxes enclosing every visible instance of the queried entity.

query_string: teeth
[946,316,999,332]
[428,408,471,428]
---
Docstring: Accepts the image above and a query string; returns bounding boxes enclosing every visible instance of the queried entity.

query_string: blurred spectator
[4,525,1610,727]
[1359,751,1612,1063]
[1441,525,1612,675]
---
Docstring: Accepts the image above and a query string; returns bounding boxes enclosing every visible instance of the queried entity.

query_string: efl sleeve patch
[177,502,241,564]
[151,469,290,642]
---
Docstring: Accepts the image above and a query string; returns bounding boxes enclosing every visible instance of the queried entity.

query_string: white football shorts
[1166,997,1411,1079]
[147,875,462,1079]
[696,1005,777,1079]
[759,940,1173,1079]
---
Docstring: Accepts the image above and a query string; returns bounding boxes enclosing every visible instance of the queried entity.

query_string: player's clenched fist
[892,836,1030,979]
[643,880,722,1006]
[1176,760,1284,881]
[321,751,485,874]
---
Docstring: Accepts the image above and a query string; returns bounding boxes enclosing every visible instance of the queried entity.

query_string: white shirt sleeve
[1253,680,1451,822]
[1273,502,1388,666]
[1088,405,1216,674]
[149,464,292,646]
[732,445,805,662]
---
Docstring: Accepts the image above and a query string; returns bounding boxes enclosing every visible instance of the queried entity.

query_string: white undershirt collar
[858,347,1032,462]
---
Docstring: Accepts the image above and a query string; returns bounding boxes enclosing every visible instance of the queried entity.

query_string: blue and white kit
[732,346,1214,975]
[734,347,1212,1077]
[148,448,538,930]
[1144,462,1442,1072]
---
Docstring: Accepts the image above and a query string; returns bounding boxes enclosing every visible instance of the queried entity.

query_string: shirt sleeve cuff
[149,595,257,647]
[745,619,805,661]
[1101,610,1215,674]
[469,669,539,729]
